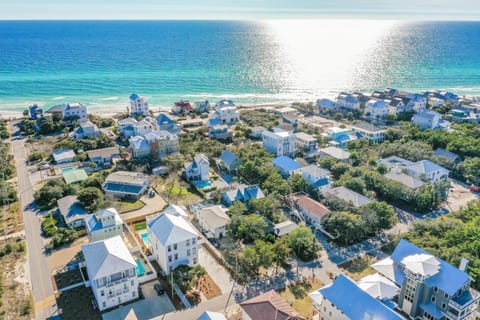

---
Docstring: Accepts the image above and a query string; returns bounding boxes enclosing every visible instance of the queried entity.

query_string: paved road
[9,122,57,320]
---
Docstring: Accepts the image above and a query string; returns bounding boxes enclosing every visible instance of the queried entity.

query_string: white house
[336,92,361,110]
[52,149,76,164]
[81,236,138,311]
[405,93,428,112]
[185,154,210,182]
[262,129,296,157]
[406,160,449,183]
[365,99,389,119]
[196,205,230,239]
[147,207,199,274]
[317,98,337,110]
[74,121,100,139]
[214,101,239,125]
[85,208,124,242]
[129,93,149,116]
[412,110,442,130]
[128,130,179,159]
[118,117,157,138]
[295,132,318,155]
[291,194,330,230]
[47,103,88,122]
[349,121,386,143]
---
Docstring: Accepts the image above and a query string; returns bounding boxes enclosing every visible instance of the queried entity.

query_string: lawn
[108,199,145,213]
[279,278,323,320]
[134,221,147,231]
[339,254,376,281]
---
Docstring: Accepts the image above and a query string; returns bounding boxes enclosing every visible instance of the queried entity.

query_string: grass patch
[279,278,323,320]
[108,199,144,213]
[134,221,147,231]
[339,255,376,281]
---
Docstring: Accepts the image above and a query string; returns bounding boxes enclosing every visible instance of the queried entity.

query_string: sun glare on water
[262,19,400,100]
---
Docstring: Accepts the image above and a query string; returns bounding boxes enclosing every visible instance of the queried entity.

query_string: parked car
[153,283,164,295]
[470,185,480,193]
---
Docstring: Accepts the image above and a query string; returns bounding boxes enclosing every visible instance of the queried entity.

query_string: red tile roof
[240,290,306,320]
[293,195,330,219]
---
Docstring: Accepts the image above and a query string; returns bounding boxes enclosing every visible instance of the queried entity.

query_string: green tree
[77,187,104,211]
[239,247,262,278]
[322,212,367,246]
[228,214,267,243]
[362,201,397,229]
[461,157,480,185]
[330,162,350,180]
[288,174,309,193]
[250,196,283,223]
[287,226,319,261]
[227,201,247,216]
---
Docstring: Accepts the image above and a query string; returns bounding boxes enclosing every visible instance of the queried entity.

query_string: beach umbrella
[358,273,399,299]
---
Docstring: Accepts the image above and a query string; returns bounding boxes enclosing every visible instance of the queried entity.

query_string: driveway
[198,246,233,294]
[102,282,175,320]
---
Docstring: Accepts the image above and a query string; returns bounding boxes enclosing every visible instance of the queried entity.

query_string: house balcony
[106,276,130,288]
[445,288,480,320]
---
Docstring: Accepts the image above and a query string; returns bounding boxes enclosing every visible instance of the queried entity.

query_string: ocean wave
[98,96,120,101]
[52,96,66,101]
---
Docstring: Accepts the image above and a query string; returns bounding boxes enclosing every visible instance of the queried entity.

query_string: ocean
[1,20,480,113]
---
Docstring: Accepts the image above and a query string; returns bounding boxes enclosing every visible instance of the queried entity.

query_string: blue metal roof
[208,118,221,127]
[391,239,470,296]
[156,114,174,125]
[319,274,403,320]
[219,150,239,166]
[272,156,302,174]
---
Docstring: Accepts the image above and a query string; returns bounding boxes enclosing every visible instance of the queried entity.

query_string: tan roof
[240,290,305,320]
[292,195,330,219]
[86,146,120,159]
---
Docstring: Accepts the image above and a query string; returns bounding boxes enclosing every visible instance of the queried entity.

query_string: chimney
[459,257,469,272]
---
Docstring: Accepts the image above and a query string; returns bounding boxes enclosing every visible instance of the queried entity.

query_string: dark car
[153,283,165,295]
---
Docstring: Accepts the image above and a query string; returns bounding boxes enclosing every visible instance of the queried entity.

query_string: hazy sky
[1,0,480,20]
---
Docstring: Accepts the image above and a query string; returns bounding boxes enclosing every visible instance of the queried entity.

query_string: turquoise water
[140,232,150,246]
[1,20,480,113]
[194,180,213,190]
[61,167,74,173]
[135,259,146,277]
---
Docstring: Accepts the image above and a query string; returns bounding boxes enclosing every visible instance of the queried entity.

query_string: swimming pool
[140,232,150,246]
[61,167,74,173]
[136,259,146,277]
[194,180,213,190]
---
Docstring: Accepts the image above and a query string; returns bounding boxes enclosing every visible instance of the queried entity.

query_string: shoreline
[0,101,293,120]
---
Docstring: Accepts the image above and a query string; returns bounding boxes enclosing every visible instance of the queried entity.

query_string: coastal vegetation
[240,109,281,129]
[41,213,78,249]
[405,201,480,290]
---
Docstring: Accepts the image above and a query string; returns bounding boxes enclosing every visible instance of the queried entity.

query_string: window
[433,287,438,293]
[174,253,178,260]
[102,302,106,308]
[173,243,177,250]
[444,293,449,299]
[431,296,436,303]
[192,247,196,255]
[186,240,190,246]
[168,245,171,252]
[192,238,196,244]
[442,302,446,310]
[101,290,104,296]
[404,279,416,303]
[132,291,136,298]
[168,255,172,262]
[131,280,134,286]
[193,258,197,264]
[187,249,191,256]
